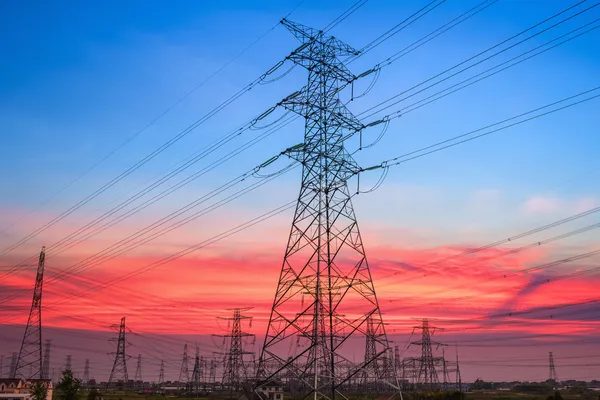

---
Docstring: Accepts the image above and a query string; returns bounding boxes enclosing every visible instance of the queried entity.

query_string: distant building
[0,379,53,400]
[256,381,284,400]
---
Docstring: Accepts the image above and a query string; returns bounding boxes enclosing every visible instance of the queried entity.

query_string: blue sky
[1,1,598,236]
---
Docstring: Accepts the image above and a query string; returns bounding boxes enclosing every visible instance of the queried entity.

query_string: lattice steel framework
[13,247,46,379]
[219,308,255,392]
[108,317,129,385]
[179,344,190,383]
[9,353,17,378]
[134,354,143,384]
[159,360,165,386]
[42,340,51,380]
[411,320,444,392]
[255,19,398,400]
[548,352,559,384]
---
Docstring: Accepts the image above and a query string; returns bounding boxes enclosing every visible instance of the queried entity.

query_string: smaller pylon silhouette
[411,319,445,391]
[158,360,165,386]
[363,315,380,389]
[83,359,90,384]
[0,355,3,378]
[108,317,129,386]
[191,347,201,394]
[13,247,46,379]
[209,358,216,384]
[179,344,189,383]
[9,352,17,378]
[549,352,559,384]
[42,340,51,379]
[65,355,72,371]
[455,346,462,393]
[217,308,254,392]
[134,354,143,386]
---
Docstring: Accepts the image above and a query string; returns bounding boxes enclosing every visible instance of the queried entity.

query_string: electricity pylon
[191,347,201,394]
[179,344,190,384]
[13,247,46,379]
[0,355,3,378]
[83,359,90,384]
[158,360,165,386]
[108,317,129,386]
[455,347,462,393]
[218,308,254,392]
[9,352,17,378]
[42,340,51,379]
[134,354,143,387]
[549,352,559,385]
[255,19,398,400]
[65,355,72,371]
[410,319,445,392]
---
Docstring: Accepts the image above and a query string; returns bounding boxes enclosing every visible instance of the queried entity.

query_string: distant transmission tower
[0,355,3,378]
[218,308,254,392]
[191,347,201,394]
[65,355,72,371]
[13,247,46,379]
[362,316,380,389]
[255,18,398,400]
[108,317,129,386]
[455,346,462,393]
[134,354,143,385]
[411,319,445,391]
[549,352,559,384]
[9,353,17,379]
[158,360,165,386]
[42,340,51,379]
[83,359,90,384]
[209,358,216,384]
[179,344,190,383]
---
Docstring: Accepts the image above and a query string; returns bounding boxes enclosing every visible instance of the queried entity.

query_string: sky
[1,0,600,384]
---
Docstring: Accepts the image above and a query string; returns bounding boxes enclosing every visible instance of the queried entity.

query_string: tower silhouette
[179,344,190,384]
[42,340,51,379]
[108,317,129,386]
[65,355,72,371]
[9,353,17,378]
[13,247,46,379]
[548,352,559,384]
[158,360,165,386]
[134,354,143,386]
[83,359,90,384]
[219,308,254,392]
[411,319,445,391]
[255,19,397,400]
[191,347,201,394]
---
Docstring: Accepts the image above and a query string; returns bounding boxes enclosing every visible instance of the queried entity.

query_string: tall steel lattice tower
[65,355,72,371]
[179,344,190,383]
[13,247,46,379]
[108,317,129,385]
[158,360,165,386]
[41,340,51,379]
[256,19,398,400]
[0,355,4,378]
[83,359,90,384]
[548,352,559,384]
[219,308,255,391]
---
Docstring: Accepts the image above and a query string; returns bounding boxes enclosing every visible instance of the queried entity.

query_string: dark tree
[56,370,82,400]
